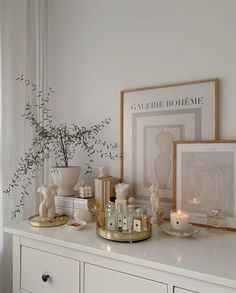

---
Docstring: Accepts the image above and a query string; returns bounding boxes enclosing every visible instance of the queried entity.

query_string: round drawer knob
[42,274,50,282]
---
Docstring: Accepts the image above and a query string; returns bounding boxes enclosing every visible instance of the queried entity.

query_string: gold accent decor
[96,226,152,242]
[28,214,69,227]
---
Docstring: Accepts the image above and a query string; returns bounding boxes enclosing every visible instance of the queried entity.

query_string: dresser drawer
[174,288,197,293]
[21,246,79,293]
[85,263,168,293]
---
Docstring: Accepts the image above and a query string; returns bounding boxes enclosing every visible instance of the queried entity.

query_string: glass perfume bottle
[133,208,143,232]
[122,204,129,232]
[122,216,128,232]
[106,206,115,231]
[116,203,123,232]
[142,208,148,232]
[127,204,135,233]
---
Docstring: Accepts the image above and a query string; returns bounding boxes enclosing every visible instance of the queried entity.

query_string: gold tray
[28,214,69,227]
[97,226,152,242]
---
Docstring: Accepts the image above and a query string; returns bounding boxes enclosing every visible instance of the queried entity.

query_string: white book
[74,196,95,204]
[55,195,74,208]
[56,207,74,217]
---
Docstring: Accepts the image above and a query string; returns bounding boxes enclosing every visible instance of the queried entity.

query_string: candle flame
[177,210,181,215]
[177,256,182,263]
[106,245,111,252]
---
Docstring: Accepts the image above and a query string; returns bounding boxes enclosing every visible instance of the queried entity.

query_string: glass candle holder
[207,209,226,233]
[170,210,189,231]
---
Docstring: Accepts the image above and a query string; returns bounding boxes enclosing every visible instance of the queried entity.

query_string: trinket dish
[28,214,69,227]
[160,222,200,237]
[66,220,87,230]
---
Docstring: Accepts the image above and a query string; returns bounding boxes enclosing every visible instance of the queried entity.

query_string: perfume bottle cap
[106,201,115,208]
[135,208,145,215]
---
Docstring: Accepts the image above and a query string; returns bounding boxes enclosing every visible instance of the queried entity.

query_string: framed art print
[121,79,218,213]
[174,141,236,230]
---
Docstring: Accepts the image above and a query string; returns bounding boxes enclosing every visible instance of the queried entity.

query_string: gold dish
[96,226,152,242]
[28,214,69,227]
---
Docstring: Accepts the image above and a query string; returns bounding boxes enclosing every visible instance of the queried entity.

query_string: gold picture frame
[120,79,219,213]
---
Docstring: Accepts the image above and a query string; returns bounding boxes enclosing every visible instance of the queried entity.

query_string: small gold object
[91,202,101,213]
[28,214,69,227]
[97,226,152,242]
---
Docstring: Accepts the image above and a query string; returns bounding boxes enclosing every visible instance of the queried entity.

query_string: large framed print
[121,79,218,213]
[174,141,236,230]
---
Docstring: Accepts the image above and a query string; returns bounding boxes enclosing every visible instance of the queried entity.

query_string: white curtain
[0,1,46,292]
[0,1,3,291]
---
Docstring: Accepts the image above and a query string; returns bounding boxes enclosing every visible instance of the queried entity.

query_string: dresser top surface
[5,221,236,288]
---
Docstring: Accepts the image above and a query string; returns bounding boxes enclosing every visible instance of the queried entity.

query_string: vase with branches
[4,75,118,218]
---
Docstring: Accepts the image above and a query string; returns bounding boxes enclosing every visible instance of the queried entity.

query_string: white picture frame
[174,141,236,230]
[121,79,218,213]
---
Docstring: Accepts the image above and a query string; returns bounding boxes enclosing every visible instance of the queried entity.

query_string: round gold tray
[28,214,69,227]
[97,226,152,242]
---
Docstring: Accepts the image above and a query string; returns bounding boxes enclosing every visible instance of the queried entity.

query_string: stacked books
[55,195,95,218]
[94,176,121,209]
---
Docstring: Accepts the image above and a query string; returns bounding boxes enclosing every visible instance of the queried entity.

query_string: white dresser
[4,222,236,293]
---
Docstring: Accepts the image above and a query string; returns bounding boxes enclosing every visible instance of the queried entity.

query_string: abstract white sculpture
[37,184,57,219]
[149,184,160,215]
[97,166,107,178]
[149,183,164,225]
[114,183,129,200]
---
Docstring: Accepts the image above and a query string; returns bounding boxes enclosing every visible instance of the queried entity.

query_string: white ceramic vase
[50,166,81,196]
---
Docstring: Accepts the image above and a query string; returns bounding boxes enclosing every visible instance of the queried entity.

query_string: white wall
[1,1,41,292]
[47,0,236,180]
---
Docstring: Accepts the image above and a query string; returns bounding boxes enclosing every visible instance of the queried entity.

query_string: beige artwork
[122,79,218,214]
[181,151,234,217]
[142,124,183,193]
[155,132,173,189]
[132,109,201,203]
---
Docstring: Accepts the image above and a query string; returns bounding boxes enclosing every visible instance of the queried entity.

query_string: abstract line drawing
[181,151,234,217]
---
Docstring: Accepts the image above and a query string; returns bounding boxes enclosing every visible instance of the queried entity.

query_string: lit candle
[189,196,201,204]
[170,210,189,231]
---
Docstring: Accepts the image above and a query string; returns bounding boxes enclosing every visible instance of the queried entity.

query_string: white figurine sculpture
[114,183,129,200]
[37,184,57,219]
[149,184,160,215]
[149,183,164,225]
